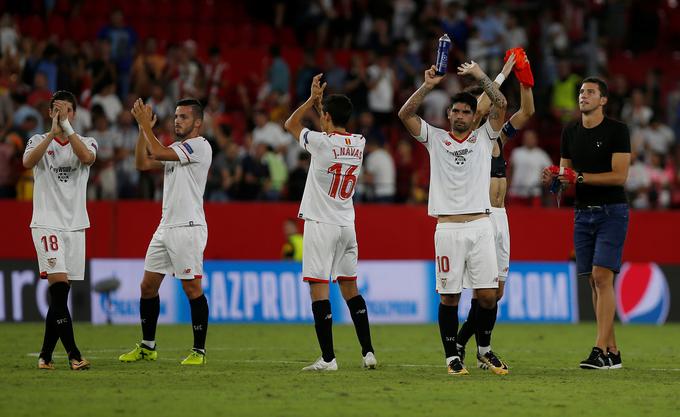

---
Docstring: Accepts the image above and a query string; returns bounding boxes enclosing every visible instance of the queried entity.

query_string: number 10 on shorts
[436,256,450,273]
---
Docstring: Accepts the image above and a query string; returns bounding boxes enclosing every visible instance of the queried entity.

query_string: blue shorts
[574,203,629,277]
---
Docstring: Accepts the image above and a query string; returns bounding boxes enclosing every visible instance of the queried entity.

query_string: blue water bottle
[435,34,452,76]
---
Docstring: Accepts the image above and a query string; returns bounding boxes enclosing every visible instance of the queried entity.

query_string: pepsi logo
[616,263,670,325]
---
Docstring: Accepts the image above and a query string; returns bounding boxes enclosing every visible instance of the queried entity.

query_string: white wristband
[60,118,75,136]
[494,73,506,85]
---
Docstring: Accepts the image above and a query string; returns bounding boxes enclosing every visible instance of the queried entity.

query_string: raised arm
[476,54,515,122]
[23,115,59,169]
[458,61,507,132]
[54,100,95,165]
[132,99,179,162]
[135,112,163,171]
[398,65,443,137]
[284,73,325,139]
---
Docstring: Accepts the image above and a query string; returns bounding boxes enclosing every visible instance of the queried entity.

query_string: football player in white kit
[399,61,509,375]
[24,91,97,370]
[456,50,535,369]
[119,98,212,366]
[284,74,377,371]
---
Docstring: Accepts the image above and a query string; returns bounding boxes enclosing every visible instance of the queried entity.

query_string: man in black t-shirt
[544,77,631,370]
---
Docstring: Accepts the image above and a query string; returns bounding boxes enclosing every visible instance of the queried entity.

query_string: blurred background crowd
[1,0,679,208]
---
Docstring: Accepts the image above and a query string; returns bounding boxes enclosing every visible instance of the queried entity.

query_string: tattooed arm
[398,65,443,137]
[458,61,507,132]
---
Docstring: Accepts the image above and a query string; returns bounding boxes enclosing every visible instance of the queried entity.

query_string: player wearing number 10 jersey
[284,74,377,371]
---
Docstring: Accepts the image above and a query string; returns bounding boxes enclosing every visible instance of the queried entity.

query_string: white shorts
[31,228,86,280]
[302,221,357,283]
[434,217,498,294]
[490,207,510,280]
[144,225,207,280]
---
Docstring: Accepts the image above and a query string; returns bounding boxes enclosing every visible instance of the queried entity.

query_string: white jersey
[414,120,500,217]
[24,134,98,231]
[297,128,365,226]
[159,136,212,228]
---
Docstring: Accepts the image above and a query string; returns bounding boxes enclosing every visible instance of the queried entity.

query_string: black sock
[311,300,334,362]
[438,303,459,358]
[189,294,209,351]
[140,296,160,345]
[476,302,498,349]
[457,299,478,348]
[346,295,374,356]
[39,307,59,362]
[49,282,80,360]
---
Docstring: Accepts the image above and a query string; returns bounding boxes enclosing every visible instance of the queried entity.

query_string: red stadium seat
[256,25,275,46]
[81,0,112,19]
[54,0,71,16]
[217,26,237,47]
[195,25,217,47]
[19,15,46,40]
[173,23,194,43]
[47,14,67,41]
[175,1,195,22]
[196,0,218,23]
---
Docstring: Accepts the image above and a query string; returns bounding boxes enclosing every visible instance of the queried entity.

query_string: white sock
[445,355,460,366]
[142,340,156,349]
[478,345,491,356]
[193,348,206,354]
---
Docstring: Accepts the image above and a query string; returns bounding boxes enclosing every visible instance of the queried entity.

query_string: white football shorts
[302,220,358,283]
[490,207,510,281]
[434,217,498,294]
[144,225,207,280]
[31,228,86,280]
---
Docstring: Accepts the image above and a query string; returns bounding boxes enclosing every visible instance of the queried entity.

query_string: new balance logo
[324,314,332,320]
[355,309,366,314]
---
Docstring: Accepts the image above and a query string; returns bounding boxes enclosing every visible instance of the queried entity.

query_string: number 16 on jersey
[327,163,358,200]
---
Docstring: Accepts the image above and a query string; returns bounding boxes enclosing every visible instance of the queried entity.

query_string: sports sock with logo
[457,298,478,347]
[140,295,160,345]
[39,306,59,362]
[49,282,81,360]
[346,295,374,356]
[189,294,209,351]
[476,303,498,351]
[438,303,459,359]
[311,299,335,362]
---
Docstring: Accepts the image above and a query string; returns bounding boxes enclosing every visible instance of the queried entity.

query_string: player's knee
[592,268,614,288]
[140,280,159,298]
[440,294,459,306]
[339,281,359,300]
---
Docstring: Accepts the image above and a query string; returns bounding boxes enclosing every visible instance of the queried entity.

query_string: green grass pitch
[1,323,679,417]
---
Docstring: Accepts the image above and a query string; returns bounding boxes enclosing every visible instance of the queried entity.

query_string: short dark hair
[581,77,608,98]
[176,98,204,120]
[50,90,77,112]
[450,92,477,114]
[322,94,353,127]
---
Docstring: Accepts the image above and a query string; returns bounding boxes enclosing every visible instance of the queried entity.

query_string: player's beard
[175,125,193,140]
[451,120,471,135]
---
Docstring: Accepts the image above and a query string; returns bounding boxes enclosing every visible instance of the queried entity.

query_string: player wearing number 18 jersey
[24,90,96,371]
[284,74,376,371]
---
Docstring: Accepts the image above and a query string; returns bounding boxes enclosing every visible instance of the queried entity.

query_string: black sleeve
[612,122,631,153]
[560,125,572,160]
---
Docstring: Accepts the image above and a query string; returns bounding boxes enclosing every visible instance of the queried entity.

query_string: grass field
[1,323,679,417]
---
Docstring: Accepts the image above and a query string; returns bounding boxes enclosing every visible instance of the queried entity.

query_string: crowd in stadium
[1,0,679,208]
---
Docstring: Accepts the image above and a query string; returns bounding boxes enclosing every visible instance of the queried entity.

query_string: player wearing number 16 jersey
[284,74,377,371]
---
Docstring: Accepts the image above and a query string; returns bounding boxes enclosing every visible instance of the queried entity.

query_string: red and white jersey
[414,120,500,217]
[159,136,212,228]
[297,128,365,226]
[24,134,98,231]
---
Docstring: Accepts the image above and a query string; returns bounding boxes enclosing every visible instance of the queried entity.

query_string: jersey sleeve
[82,136,98,160]
[23,134,45,166]
[560,126,572,160]
[612,122,631,153]
[482,120,501,140]
[299,128,328,155]
[172,140,210,165]
[412,118,432,148]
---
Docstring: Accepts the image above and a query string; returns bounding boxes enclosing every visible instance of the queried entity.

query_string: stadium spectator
[509,130,552,200]
[621,88,653,131]
[362,137,396,203]
[91,82,123,124]
[367,51,396,127]
[394,138,417,203]
[550,59,581,124]
[344,54,369,115]
[87,106,119,200]
[286,152,309,202]
[240,141,271,200]
[146,82,175,122]
[97,9,137,97]
[113,109,139,198]
[0,132,22,198]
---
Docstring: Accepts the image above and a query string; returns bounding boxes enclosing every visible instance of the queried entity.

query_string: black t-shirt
[561,117,631,207]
